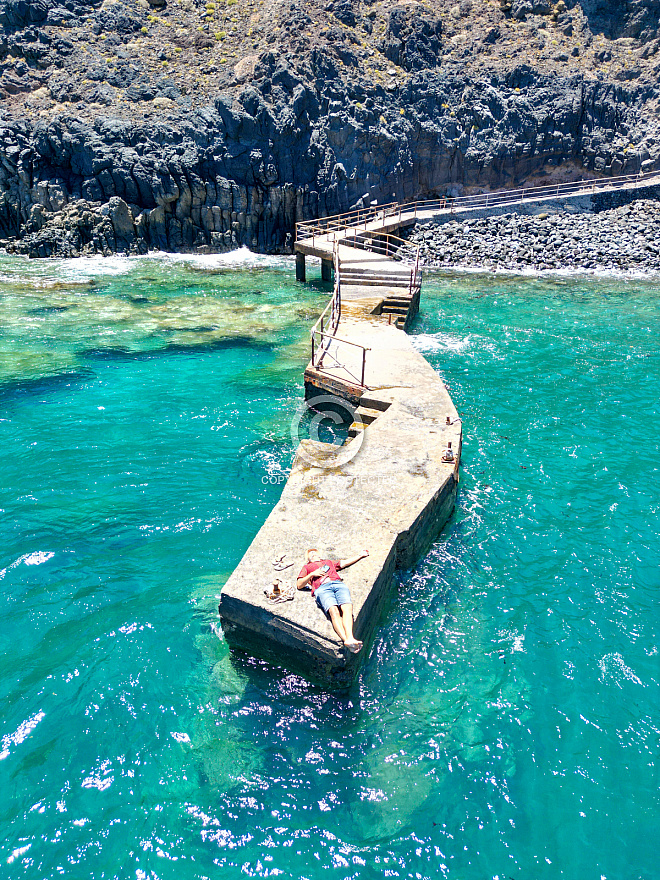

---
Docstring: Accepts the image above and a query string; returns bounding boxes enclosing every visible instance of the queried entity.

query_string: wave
[0,247,291,285]
[0,550,55,580]
[425,262,660,281]
[411,332,471,354]
[146,246,291,270]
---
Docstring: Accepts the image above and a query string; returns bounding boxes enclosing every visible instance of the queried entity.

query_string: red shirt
[298,559,342,595]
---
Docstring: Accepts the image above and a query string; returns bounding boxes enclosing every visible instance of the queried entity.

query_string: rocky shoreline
[2,1,660,257]
[406,198,660,274]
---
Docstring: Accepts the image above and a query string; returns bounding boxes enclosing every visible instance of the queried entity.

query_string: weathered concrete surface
[219,315,461,687]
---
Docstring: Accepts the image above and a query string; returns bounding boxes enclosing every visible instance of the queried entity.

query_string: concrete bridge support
[321,257,332,282]
[296,251,306,282]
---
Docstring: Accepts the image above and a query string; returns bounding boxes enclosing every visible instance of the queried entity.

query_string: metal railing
[296,169,660,243]
[339,228,422,298]
[310,242,370,388]
[341,228,418,262]
[297,201,404,245]
[308,219,428,387]
[410,246,421,297]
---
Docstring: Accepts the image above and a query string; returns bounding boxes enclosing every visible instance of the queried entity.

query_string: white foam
[1,248,290,287]
[22,551,55,566]
[0,711,46,761]
[170,732,191,744]
[7,844,32,865]
[0,551,54,580]
[598,652,644,687]
[147,246,290,270]
[411,332,471,354]
[51,254,136,280]
[81,758,114,791]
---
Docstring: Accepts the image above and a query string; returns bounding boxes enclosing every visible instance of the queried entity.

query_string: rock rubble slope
[1,0,660,256]
[407,196,660,271]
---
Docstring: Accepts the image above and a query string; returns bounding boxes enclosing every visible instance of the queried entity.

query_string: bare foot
[344,640,363,654]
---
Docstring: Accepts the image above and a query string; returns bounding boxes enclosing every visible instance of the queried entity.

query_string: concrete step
[383,297,413,305]
[341,279,412,288]
[347,405,384,436]
[358,395,391,412]
[340,265,410,273]
[381,306,409,315]
[341,269,411,277]
[341,272,411,280]
[341,278,412,287]
[355,406,381,424]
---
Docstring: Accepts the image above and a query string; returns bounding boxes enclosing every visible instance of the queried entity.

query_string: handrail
[296,169,660,242]
[310,241,341,361]
[315,330,371,351]
[310,240,371,387]
[340,228,420,263]
[303,166,660,385]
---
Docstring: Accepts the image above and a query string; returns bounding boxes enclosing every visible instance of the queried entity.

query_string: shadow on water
[0,368,96,404]
[225,648,362,703]
[0,335,280,406]
[28,305,71,315]
[81,335,276,362]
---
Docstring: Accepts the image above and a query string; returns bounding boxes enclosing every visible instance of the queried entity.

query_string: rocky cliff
[1,0,659,256]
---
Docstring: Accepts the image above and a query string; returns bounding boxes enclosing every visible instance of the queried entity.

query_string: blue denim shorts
[315,580,351,613]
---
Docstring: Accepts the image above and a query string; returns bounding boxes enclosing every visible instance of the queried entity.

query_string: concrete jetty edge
[218,292,463,687]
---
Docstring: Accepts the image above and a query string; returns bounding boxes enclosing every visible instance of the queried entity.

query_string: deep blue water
[1,253,658,879]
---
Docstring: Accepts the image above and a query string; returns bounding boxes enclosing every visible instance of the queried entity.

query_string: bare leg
[328,605,347,643]
[340,604,362,653]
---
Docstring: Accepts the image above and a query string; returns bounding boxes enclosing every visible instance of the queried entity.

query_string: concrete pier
[219,229,462,685]
[220,174,660,684]
[219,323,461,686]
[321,257,332,282]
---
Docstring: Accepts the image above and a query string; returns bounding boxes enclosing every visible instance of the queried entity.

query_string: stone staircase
[379,293,415,329]
[339,265,420,331]
[347,395,392,438]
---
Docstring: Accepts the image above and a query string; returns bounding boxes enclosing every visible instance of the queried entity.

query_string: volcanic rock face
[0,0,659,256]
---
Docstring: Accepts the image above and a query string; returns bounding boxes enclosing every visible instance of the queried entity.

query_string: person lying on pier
[297,549,369,654]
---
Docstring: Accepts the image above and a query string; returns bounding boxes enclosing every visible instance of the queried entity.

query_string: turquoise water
[1,253,658,879]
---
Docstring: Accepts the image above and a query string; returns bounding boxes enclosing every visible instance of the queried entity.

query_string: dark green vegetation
[1,0,660,255]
